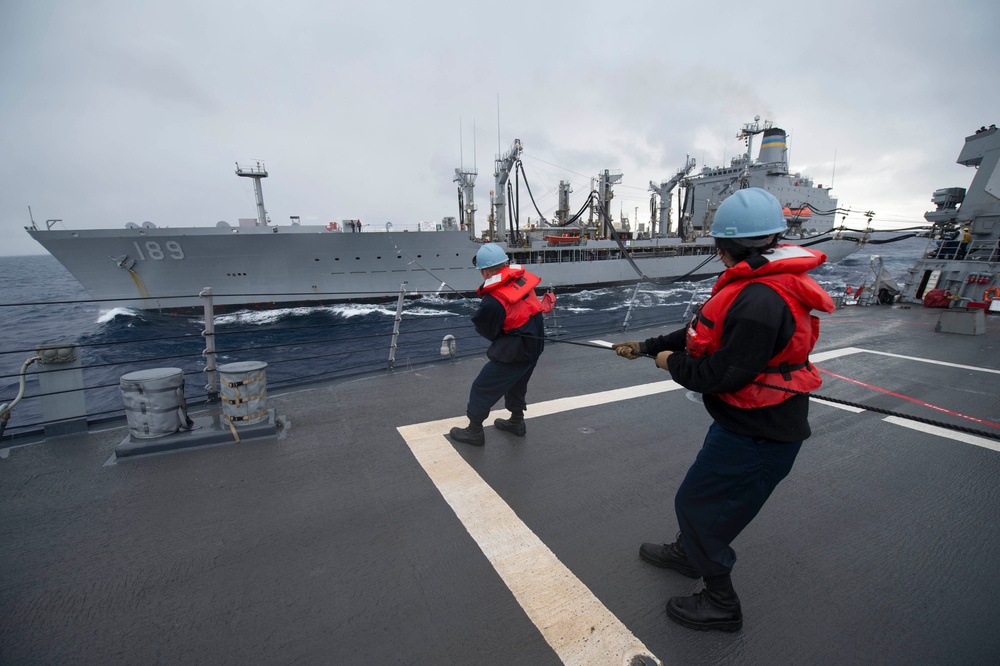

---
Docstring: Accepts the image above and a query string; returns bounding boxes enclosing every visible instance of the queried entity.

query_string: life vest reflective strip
[479,265,544,331]
[686,246,832,408]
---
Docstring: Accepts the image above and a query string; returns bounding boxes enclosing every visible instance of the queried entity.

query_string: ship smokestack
[758,128,788,170]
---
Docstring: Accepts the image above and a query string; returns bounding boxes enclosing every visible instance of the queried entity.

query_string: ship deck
[2,305,999,665]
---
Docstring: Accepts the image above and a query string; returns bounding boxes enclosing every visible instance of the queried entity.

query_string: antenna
[496,94,501,157]
[474,119,477,170]
[459,117,464,170]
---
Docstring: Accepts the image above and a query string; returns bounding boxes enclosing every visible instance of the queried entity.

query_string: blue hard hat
[710,188,787,238]
[473,243,509,269]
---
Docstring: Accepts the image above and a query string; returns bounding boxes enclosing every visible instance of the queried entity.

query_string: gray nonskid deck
[1,306,998,664]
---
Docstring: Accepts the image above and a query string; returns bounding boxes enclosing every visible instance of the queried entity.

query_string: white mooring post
[201,288,219,403]
[35,343,87,437]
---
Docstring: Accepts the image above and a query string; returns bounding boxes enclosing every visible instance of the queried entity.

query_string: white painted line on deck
[398,382,679,666]
[882,417,1000,453]
[809,347,1000,436]
[811,347,866,363]
[810,398,866,413]
[860,350,1000,374]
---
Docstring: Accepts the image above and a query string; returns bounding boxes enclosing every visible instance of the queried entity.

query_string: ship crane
[491,138,522,242]
[235,161,270,226]
[454,167,478,239]
[649,156,696,238]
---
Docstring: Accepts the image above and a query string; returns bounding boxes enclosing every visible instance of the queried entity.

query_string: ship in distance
[26,119,875,312]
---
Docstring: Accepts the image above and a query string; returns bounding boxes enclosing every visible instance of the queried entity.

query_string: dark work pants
[675,421,802,578]
[466,358,538,422]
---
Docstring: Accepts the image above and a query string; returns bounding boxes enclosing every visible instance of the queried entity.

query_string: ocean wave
[96,307,142,324]
[209,307,327,326]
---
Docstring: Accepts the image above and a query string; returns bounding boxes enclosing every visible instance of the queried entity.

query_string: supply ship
[25,121,870,313]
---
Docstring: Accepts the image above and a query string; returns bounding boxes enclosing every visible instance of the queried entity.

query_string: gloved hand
[613,341,642,360]
[540,291,556,313]
[655,350,673,370]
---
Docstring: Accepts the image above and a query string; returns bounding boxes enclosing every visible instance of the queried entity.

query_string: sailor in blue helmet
[613,188,835,632]
[448,243,555,446]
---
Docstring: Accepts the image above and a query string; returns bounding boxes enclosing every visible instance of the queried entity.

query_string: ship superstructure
[899,125,1000,308]
[678,117,852,241]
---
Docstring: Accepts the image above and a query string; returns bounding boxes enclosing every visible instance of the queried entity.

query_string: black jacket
[472,295,545,364]
[641,282,810,442]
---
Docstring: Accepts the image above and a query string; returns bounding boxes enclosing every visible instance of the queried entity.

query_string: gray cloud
[2,0,998,254]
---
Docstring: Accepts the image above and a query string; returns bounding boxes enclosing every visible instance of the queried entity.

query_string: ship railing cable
[0,287,484,309]
[0,291,671,438]
[0,309,480,369]
[0,297,507,437]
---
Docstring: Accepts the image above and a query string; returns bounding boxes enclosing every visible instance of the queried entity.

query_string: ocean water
[0,237,929,438]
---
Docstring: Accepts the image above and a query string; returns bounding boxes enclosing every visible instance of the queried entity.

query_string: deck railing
[1,286,693,441]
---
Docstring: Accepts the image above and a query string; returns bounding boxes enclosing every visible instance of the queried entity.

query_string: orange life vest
[478,265,545,331]
[686,245,836,408]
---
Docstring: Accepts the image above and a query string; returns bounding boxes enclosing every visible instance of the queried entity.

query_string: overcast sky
[2,0,998,256]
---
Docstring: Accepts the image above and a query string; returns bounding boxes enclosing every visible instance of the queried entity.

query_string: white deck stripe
[810,397,866,413]
[882,417,1000,453]
[396,347,997,662]
[811,347,866,363]
[398,382,679,666]
[858,349,1000,374]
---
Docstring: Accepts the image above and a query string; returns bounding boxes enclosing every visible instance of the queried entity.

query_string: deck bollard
[440,334,456,357]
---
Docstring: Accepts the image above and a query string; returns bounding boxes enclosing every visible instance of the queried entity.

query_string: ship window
[335,257,340,261]
[314,258,319,261]
[355,257,360,260]
[377,256,382,259]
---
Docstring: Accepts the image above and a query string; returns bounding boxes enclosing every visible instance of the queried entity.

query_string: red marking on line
[817,367,1000,430]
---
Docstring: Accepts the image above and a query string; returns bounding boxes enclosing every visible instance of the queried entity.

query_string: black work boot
[449,419,485,446]
[639,533,699,578]
[494,411,526,437]
[666,575,743,632]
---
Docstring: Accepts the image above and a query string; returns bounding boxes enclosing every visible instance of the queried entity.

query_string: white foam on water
[96,308,141,323]
[209,307,321,326]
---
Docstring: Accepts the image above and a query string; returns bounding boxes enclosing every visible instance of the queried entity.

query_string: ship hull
[25,225,864,312]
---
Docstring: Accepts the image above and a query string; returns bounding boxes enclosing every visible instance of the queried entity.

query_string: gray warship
[25,126,868,313]
[896,124,1000,310]
[675,117,856,242]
